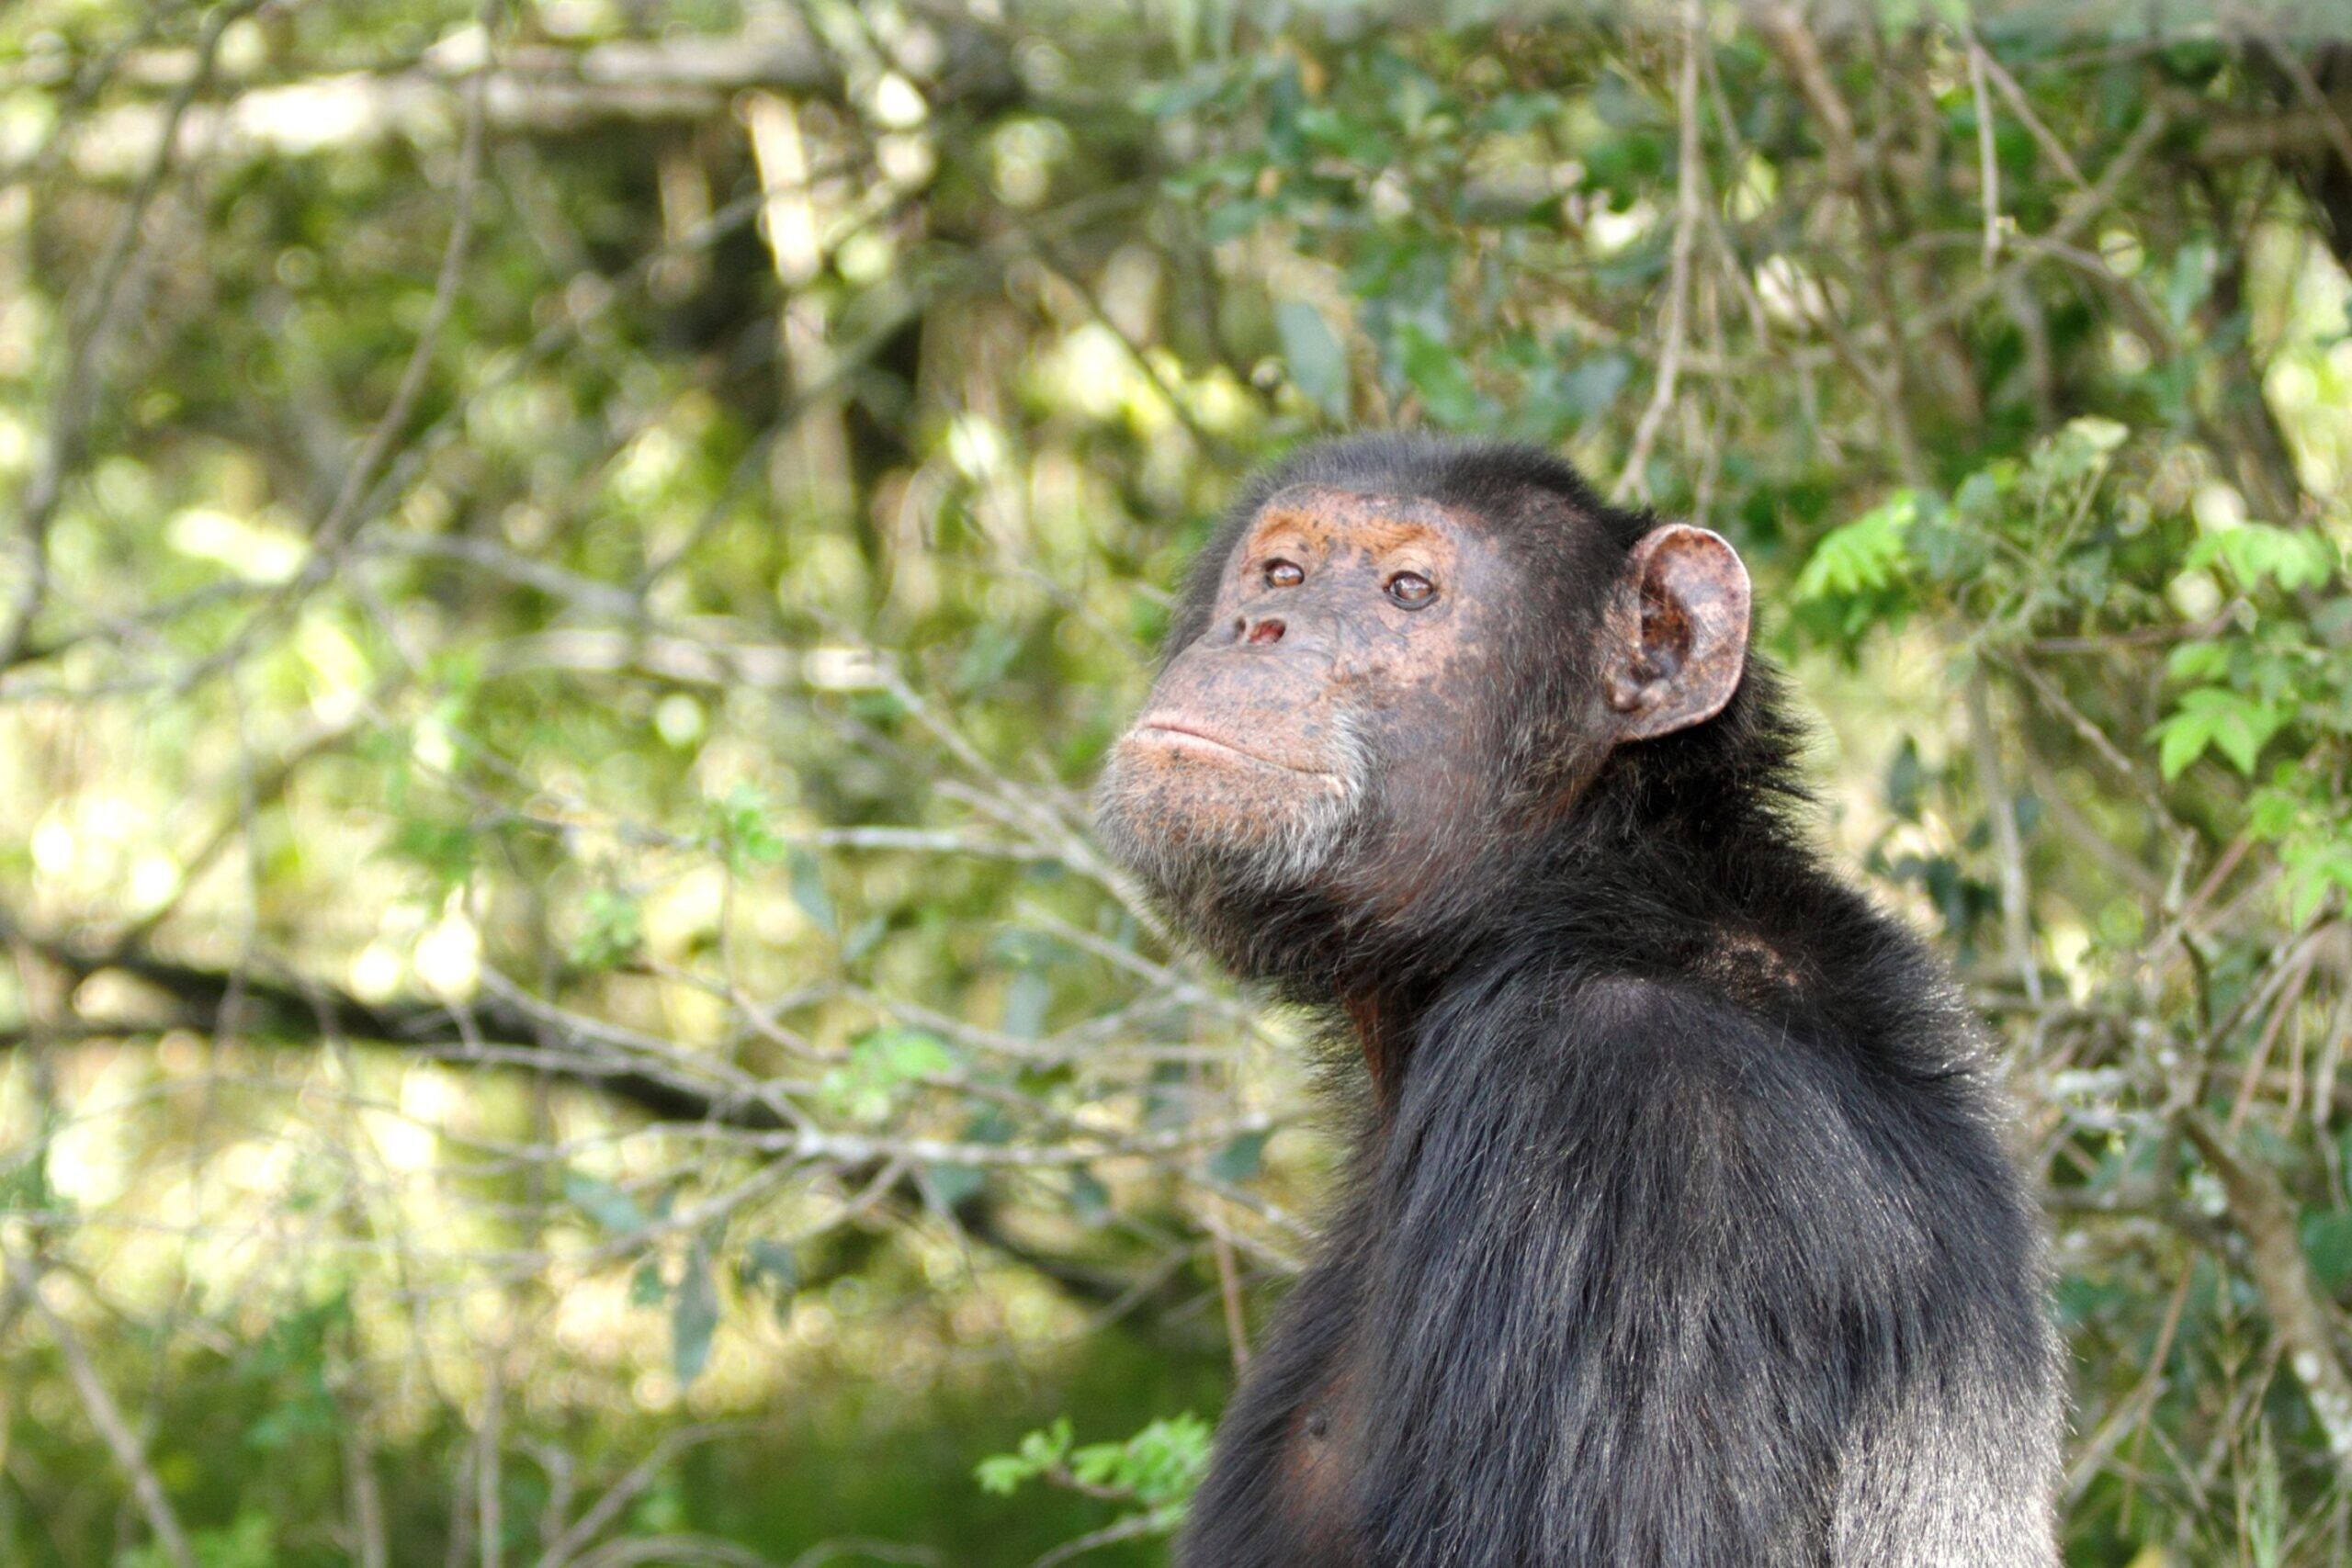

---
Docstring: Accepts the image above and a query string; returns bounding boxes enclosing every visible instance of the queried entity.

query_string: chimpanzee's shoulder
[1450,962,1798,1066]
[1447,964,1925,1156]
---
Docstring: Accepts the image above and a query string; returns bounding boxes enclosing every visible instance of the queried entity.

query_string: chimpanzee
[1093,435,2062,1567]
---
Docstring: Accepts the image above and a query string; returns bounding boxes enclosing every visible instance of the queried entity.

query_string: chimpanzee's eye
[1265,560,1305,589]
[1386,571,1437,608]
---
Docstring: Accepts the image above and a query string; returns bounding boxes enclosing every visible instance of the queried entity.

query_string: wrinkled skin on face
[1095,477,1750,972]
[1094,485,1517,922]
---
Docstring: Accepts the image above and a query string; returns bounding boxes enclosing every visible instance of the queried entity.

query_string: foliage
[4,3,2352,1565]
[975,1414,1213,1546]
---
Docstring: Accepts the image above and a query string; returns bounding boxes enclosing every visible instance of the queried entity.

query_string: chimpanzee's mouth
[1130,721,1331,777]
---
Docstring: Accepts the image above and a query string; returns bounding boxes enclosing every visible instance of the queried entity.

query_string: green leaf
[974,1415,1206,1518]
[1001,967,1052,1039]
[863,1027,956,1082]
[565,1172,649,1235]
[2153,707,2215,780]
[953,624,1023,694]
[973,1455,1034,1496]
[819,1027,960,1122]
[1885,737,1927,822]
[2153,687,2284,778]
[925,1162,987,1210]
[788,848,837,938]
[1069,1168,1113,1224]
[842,915,888,964]
[630,1258,668,1309]
[571,886,643,969]
[2282,836,2352,926]
[1068,1414,1213,1509]
[739,1239,798,1296]
[1795,492,1917,601]
[124,1511,276,1568]
[1276,300,1351,419]
[1207,1130,1271,1184]
[2247,785,2301,840]
[1475,90,1561,133]
[2188,523,2339,592]
[0,1145,57,1217]
[387,817,478,887]
[2165,240,2215,329]
[1396,326,1485,428]
[2166,642,2231,682]
[672,1240,720,1386]
[2301,1210,2352,1294]
[711,785,786,868]
[974,1417,1075,1495]
[2031,417,2127,484]
[2211,710,2272,773]
[1203,197,1268,243]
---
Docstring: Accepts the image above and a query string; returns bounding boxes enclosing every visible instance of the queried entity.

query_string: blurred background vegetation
[6,1,2352,1562]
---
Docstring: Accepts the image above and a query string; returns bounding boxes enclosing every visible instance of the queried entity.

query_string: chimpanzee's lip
[1130,719,1330,776]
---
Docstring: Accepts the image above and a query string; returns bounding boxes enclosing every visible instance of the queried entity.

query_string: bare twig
[1967,672,2041,1006]
[2180,1112,2352,1462]
[302,39,494,588]
[1,0,265,669]
[1615,0,1704,504]
[1965,31,2003,265]
[1030,1513,1168,1568]
[1973,40,2088,191]
[3,1255,198,1568]
[533,1425,754,1568]
[1756,4,1928,486]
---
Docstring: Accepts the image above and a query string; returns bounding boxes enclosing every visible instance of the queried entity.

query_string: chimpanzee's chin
[1092,747,1351,917]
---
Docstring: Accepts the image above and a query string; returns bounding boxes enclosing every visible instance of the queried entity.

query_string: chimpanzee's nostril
[1246,618,1286,647]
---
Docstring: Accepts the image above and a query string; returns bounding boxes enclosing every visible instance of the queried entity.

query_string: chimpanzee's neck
[1322,678,1864,1087]
[1345,796,1822,992]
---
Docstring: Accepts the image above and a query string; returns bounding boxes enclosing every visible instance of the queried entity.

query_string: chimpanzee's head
[1093,435,1752,979]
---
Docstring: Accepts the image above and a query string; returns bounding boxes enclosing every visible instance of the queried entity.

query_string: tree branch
[2180,1112,2352,1463]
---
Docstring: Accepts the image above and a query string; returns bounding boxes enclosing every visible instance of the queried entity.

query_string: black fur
[1131,436,2062,1567]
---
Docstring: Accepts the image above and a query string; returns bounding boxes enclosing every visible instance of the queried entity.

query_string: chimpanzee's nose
[1211,601,1320,652]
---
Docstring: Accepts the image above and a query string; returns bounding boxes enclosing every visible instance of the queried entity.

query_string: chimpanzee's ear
[1602,525,1750,742]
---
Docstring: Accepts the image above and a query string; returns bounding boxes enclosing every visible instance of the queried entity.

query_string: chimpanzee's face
[1093,485,1516,910]
[1095,472,1750,953]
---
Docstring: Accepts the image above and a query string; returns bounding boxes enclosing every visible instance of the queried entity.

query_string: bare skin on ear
[1603,524,1752,741]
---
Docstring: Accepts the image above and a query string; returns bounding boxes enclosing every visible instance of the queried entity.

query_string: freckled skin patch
[1100,485,1517,914]
[1099,488,1755,932]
